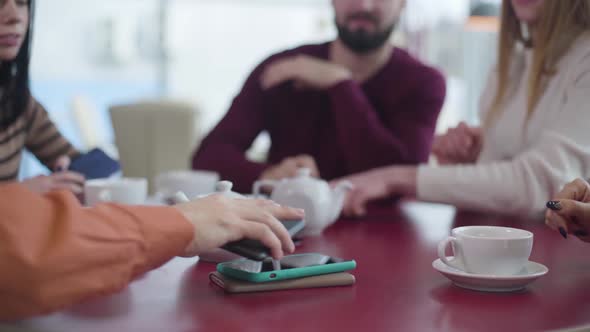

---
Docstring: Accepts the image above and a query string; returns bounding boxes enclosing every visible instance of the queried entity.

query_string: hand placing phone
[21,155,85,194]
[174,195,305,259]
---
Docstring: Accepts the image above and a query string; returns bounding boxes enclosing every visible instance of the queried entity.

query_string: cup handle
[253,180,277,198]
[438,236,459,269]
[98,189,112,203]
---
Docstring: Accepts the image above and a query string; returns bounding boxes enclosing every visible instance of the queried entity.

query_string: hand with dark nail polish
[558,227,568,239]
[546,201,563,211]
[545,178,590,243]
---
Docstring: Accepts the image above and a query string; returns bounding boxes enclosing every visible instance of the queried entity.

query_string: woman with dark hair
[0,0,83,193]
[339,0,590,217]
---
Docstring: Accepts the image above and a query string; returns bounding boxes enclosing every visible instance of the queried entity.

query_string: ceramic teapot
[253,168,353,236]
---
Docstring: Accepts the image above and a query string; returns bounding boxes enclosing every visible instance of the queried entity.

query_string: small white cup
[85,178,148,206]
[154,170,219,199]
[438,226,533,276]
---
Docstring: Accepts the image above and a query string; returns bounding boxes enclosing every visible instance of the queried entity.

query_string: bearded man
[193,0,446,193]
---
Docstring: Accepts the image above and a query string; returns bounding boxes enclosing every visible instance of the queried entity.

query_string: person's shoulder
[557,32,590,85]
[9,95,46,133]
[389,48,446,92]
[390,47,444,80]
[22,94,43,118]
[567,32,590,65]
[393,48,443,77]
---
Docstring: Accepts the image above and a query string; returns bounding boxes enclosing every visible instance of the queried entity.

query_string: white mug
[438,226,533,276]
[85,178,148,206]
[154,170,219,199]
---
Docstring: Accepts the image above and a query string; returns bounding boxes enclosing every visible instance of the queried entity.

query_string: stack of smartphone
[210,220,357,293]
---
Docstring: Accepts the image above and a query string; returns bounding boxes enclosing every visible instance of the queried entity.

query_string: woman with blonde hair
[340,0,590,220]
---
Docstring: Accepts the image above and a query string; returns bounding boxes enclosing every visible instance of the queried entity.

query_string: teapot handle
[252,180,278,198]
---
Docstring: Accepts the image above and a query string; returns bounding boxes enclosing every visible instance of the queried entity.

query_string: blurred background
[21,0,501,179]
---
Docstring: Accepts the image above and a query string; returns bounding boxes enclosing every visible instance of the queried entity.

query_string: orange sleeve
[0,183,194,321]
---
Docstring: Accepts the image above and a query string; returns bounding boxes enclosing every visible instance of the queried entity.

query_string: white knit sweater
[417,32,590,215]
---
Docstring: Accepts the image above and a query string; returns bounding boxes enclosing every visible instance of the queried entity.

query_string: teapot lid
[296,168,312,178]
[215,181,245,199]
[216,181,233,192]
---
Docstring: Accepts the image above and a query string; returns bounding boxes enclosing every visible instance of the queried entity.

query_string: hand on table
[432,122,483,165]
[337,166,418,218]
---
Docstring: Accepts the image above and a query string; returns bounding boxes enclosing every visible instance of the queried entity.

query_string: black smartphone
[222,219,305,261]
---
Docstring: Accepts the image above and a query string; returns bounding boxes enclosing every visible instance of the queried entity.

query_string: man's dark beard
[336,14,396,55]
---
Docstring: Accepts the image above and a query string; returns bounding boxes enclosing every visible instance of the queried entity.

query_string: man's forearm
[0,184,193,321]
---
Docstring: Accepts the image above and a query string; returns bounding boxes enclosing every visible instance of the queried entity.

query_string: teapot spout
[329,181,354,221]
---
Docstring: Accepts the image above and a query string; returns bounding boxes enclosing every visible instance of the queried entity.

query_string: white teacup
[438,226,533,276]
[155,170,219,199]
[85,178,148,206]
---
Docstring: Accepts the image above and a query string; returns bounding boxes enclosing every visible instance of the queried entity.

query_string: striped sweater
[0,97,79,181]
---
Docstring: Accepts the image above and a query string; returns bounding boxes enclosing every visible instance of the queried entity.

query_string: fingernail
[296,208,305,215]
[559,227,568,239]
[574,230,589,237]
[547,201,563,211]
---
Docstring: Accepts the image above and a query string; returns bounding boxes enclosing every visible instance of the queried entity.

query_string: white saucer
[432,257,549,293]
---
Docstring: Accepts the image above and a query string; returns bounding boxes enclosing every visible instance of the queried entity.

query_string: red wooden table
[7,202,590,332]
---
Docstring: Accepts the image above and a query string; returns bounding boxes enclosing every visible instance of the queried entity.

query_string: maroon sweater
[193,43,446,193]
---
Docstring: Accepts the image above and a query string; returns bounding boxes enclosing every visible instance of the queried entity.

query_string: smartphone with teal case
[217,254,356,283]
